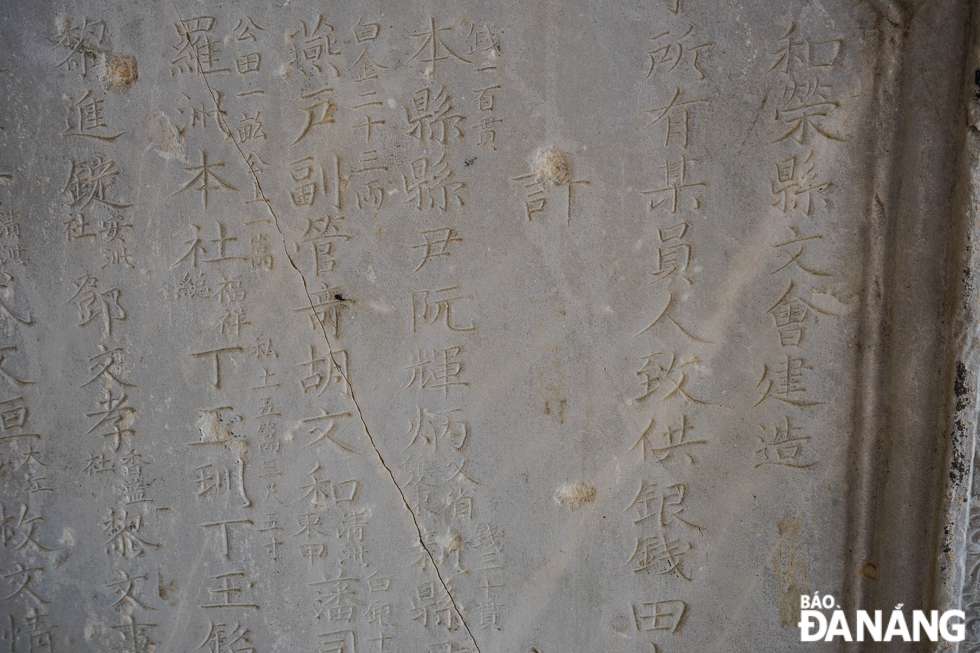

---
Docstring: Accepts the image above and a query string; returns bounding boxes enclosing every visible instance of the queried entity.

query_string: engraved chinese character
[51,16,105,78]
[65,274,127,338]
[770,151,832,215]
[403,86,465,145]
[634,293,710,343]
[0,563,49,605]
[646,87,708,149]
[766,282,834,347]
[310,569,365,622]
[755,355,822,407]
[300,409,356,453]
[297,346,349,396]
[200,571,259,609]
[412,286,476,332]
[293,87,338,145]
[176,270,209,299]
[410,582,456,630]
[106,570,152,611]
[317,630,355,653]
[641,157,706,214]
[63,156,133,214]
[171,16,231,75]
[102,507,157,558]
[769,23,842,75]
[773,78,840,144]
[408,17,472,72]
[646,27,712,81]
[173,92,232,138]
[86,389,135,450]
[626,482,698,580]
[63,90,124,141]
[770,227,830,277]
[634,351,709,404]
[288,15,341,77]
[413,227,462,272]
[404,346,468,397]
[633,599,687,633]
[510,173,547,220]
[649,222,691,283]
[175,151,239,209]
[83,344,136,388]
[407,406,468,453]
[402,154,465,212]
[630,415,706,464]
[755,416,815,468]
[197,620,254,653]
[110,614,157,653]
[464,23,503,56]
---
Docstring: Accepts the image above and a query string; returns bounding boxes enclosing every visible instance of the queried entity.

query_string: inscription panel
[0,0,958,651]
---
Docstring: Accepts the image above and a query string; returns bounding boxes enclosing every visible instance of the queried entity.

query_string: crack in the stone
[168,4,482,648]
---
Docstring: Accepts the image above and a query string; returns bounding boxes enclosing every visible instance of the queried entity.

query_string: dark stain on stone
[955,360,970,412]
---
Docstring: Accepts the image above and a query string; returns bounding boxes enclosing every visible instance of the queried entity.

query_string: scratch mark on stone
[168,3,481,650]
[736,87,770,157]
[719,608,751,652]
[526,221,682,486]
[160,527,208,653]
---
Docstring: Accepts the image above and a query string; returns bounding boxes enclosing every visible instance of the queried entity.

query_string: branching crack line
[168,4,481,649]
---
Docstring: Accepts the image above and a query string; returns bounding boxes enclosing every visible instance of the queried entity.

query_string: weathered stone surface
[0,0,976,651]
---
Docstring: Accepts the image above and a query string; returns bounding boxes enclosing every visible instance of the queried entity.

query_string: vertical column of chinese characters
[751,22,844,472]
[229,14,278,279]
[0,54,59,651]
[393,15,494,653]
[285,13,352,296]
[622,5,715,649]
[399,15,475,219]
[165,12,276,650]
[280,19,353,638]
[289,323,390,647]
[404,194,494,646]
[49,13,169,651]
[187,405,260,653]
[168,11,269,352]
[400,338,485,652]
[288,273,387,647]
[293,427,391,653]
[344,16,391,222]
[277,13,408,652]
[466,21,504,155]
[0,268,58,650]
[181,354,263,649]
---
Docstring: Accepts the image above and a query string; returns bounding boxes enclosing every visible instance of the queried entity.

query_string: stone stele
[1,0,979,651]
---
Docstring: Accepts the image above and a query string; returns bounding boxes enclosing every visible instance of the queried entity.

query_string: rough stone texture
[0,0,976,651]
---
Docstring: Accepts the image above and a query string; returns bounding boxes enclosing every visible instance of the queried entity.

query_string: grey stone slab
[0,0,975,651]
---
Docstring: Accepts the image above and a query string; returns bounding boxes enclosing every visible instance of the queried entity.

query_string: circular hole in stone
[860,561,879,580]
